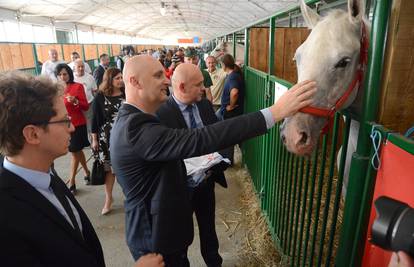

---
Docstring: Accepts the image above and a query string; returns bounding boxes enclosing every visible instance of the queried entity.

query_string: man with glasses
[0,72,106,266]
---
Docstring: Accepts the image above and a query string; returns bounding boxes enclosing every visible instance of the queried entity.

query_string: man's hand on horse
[269,80,317,122]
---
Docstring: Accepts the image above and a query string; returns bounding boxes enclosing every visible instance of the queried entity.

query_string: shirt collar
[172,94,194,113]
[3,157,51,190]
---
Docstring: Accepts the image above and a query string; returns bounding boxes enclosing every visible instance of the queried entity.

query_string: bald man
[110,55,316,266]
[41,48,64,81]
[156,63,232,266]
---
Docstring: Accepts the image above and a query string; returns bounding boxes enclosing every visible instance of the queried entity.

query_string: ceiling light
[160,2,167,16]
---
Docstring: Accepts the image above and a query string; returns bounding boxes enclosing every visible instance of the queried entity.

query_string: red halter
[299,22,369,134]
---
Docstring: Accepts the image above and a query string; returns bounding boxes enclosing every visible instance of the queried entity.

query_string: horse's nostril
[299,132,308,145]
[281,134,286,144]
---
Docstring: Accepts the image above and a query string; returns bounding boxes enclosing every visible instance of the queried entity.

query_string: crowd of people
[1,45,411,267]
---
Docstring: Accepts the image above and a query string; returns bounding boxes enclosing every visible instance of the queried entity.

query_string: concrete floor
[54,149,249,267]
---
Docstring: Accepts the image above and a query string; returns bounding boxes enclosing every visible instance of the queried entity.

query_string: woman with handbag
[91,67,125,215]
[56,63,91,195]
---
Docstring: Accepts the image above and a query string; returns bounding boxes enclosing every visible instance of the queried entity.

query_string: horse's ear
[348,0,365,22]
[300,0,320,29]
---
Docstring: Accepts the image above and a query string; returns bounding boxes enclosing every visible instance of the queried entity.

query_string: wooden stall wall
[35,44,63,64]
[248,27,269,73]
[248,27,310,83]
[111,44,121,56]
[0,43,35,71]
[378,0,414,134]
[98,44,109,57]
[62,44,83,62]
[84,44,98,60]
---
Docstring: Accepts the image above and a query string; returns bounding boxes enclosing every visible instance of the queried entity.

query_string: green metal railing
[243,67,352,266]
[237,0,397,266]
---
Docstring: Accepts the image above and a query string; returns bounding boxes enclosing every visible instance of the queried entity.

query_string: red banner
[362,141,414,266]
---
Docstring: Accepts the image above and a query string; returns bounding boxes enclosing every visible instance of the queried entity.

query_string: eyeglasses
[31,117,72,128]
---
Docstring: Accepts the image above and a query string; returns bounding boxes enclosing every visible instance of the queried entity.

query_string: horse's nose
[281,133,287,144]
[297,131,309,146]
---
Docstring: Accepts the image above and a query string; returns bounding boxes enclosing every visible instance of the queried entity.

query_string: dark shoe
[69,184,77,195]
[84,175,91,185]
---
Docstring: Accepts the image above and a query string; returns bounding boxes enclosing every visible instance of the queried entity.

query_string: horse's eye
[335,57,351,68]
[215,48,220,52]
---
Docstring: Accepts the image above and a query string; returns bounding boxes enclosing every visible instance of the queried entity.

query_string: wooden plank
[248,27,269,73]
[9,44,24,69]
[274,28,286,78]
[282,28,304,83]
[378,0,414,133]
[84,44,97,60]
[0,44,14,71]
[20,44,35,68]
[98,44,108,57]
[112,44,121,56]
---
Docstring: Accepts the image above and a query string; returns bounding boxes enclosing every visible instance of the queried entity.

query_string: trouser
[189,178,223,267]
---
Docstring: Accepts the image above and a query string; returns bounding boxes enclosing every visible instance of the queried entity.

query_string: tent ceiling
[0,0,298,41]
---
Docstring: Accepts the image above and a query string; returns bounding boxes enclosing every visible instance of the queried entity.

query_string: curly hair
[0,71,63,156]
[99,67,123,96]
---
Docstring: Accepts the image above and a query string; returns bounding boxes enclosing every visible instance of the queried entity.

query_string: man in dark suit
[110,55,316,266]
[156,66,230,266]
[0,72,106,267]
[93,53,110,87]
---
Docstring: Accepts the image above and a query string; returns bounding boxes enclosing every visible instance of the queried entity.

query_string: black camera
[371,196,414,257]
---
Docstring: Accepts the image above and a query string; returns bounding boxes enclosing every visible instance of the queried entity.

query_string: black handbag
[90,152,105,185]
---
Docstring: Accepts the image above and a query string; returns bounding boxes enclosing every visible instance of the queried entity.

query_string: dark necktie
[50,174,83,238]
[186,105,198,129]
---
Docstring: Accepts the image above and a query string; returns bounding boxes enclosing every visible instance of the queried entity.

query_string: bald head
[74,59,85,76]
[48,49,58,62]
[172,63,202,87]
[123,55,170,113]
[123,55,156,88]
[172,63,204,105]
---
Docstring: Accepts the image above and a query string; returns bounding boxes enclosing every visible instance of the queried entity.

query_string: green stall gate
[216,0,413,266]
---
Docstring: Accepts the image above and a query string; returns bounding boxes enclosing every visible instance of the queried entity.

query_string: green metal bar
[32,43,40,75]
[301,143,319,267]
[296,156,312,267]
[309,135,328,266]
[276,146,287,238]
[325,116,352,266]
[81,44,86,61]
[316,114,341,266]
[287,156,300,256]
[387,133,414,155]
[290,157,305,266]
[232,32,236,59]
[282,153,294,250]
[336,0,392,265]
[246,66,268,79]
[244,28,250,68]
[268,17,275,75]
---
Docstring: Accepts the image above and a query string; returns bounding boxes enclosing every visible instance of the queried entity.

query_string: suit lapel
[167,97,188,129]
[0,167,91,251]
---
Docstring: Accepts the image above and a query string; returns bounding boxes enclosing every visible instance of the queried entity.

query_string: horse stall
[0,43,35,75]
[221,0,414,266]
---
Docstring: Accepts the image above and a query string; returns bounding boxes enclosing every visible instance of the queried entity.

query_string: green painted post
[232,32,236,59]
[81,45,86,61]
[335,0,392,266]
[32,43,40,75]
[268,17,275,76]
[244,28,250,69]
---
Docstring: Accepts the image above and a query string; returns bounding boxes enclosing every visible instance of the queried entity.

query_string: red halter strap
[299,22,369,134]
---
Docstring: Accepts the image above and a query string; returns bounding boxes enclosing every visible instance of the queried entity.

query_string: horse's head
[210,41,245,66]
[280,0,367,156]
[210,41,228,62]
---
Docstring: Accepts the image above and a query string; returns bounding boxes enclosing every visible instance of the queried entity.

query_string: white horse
[279,0,369,195]
[209,41,245,66]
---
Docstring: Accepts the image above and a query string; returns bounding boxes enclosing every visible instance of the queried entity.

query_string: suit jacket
[0,165,105,267]
[110,103,267,256]
[93,65,106,87]
[156,96,229,188]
